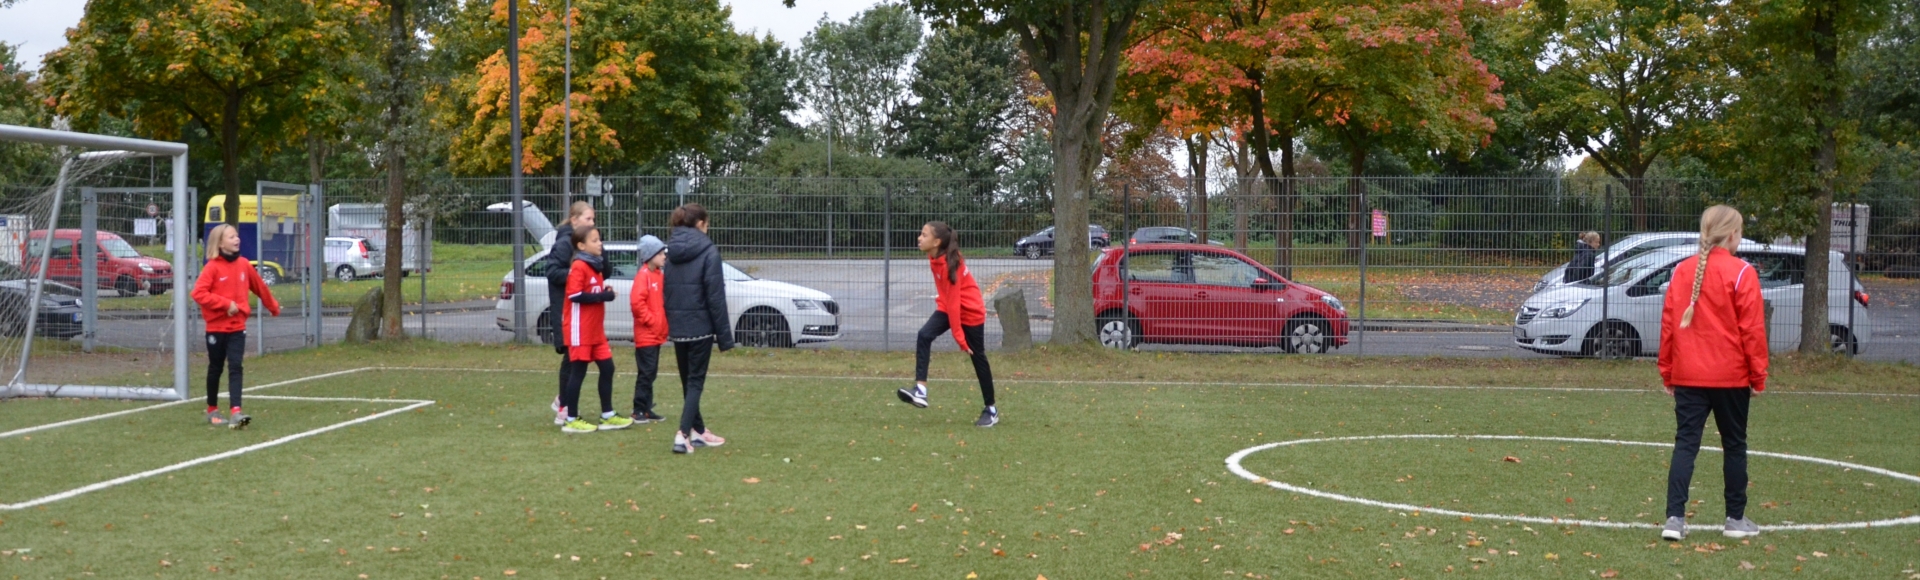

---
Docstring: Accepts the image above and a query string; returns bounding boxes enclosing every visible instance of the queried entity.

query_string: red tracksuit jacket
[192,254,279,333]
[563,259,610,347]
[1658,246,1769,392]
[930,254,986,353]
[629,266,668,348]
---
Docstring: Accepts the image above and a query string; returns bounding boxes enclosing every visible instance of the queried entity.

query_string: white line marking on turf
[0,368,379,440]
[0,398,433,511]
[1225,434,1920,533]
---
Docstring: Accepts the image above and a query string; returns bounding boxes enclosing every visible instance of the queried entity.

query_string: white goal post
[0,123,191,401]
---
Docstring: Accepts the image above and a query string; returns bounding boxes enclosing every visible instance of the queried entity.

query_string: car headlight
[1536,298,1589,319]
[793,299,822,311]
[139,263,155,273]
[1321,295,1345,312]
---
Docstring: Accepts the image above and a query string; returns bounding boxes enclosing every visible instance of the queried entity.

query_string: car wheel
[335,264,357,282]
[256,266,280,286]
[1096,312,1141,350]
[736,308,792,348]
[1829,325,1858,356]
[536,312,555,346]
[1282,317,1333,354]
[1024,244,1042,260]
[1582,322,1640,358]
[114,275,138,297]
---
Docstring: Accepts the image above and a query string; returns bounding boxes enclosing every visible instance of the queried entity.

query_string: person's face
[578,208,596,228]
[219,227,240,253]
[647,252,666,269]
[579,229,602,256]
[918,225,938,252]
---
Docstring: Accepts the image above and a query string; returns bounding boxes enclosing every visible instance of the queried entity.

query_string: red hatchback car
[1092,244,1349,352]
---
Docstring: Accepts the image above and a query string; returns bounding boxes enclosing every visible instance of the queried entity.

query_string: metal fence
[59,175,1918,363]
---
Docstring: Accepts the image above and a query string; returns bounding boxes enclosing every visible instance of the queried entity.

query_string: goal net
[0,124,193,401]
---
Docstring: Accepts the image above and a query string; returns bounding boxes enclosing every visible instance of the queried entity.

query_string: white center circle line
[1225,434,1920,532]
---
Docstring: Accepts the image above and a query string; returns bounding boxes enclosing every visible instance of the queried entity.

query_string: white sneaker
[896,385,928,408]
[553,405,568,426]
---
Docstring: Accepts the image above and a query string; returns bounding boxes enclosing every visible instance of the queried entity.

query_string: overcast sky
[0,0,883,72]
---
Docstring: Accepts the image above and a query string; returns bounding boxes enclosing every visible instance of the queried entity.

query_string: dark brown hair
[926,221,963,284]
[571,225,599,248]
[670,203,708,228]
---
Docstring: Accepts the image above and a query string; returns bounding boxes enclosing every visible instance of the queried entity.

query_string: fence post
[1601,184,1613,359]
[1356,179,1368,356]
[80,188,97,353]
[307,183,324,346]
[419,218,429,339]
[256,187,266,356]
[883,183,893,352]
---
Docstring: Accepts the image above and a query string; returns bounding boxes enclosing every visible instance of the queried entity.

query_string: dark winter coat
[663,226,734,350]
[543,224,577,350]
[1565,242,1600,283]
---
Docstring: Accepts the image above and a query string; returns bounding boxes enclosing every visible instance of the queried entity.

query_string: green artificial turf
[1,344,1916,578]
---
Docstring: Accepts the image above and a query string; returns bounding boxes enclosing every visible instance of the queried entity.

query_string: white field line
[0,367,378,440]
[0,398,432,511]
[1225,434,1920,533]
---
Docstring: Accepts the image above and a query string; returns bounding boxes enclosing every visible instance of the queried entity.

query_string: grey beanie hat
[637,234,667,263]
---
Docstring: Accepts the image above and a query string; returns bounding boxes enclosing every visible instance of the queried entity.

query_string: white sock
[602,410,617,420]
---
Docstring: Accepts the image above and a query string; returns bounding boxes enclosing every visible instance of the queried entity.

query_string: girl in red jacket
[897,221,997,427]
[627,234,668,424]
[559,226,632,434]
[190,223,279,429]
[1656,204,1768,541]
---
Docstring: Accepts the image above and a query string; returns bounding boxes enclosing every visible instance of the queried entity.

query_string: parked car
[21,229,174,296]
[1016,225,1110,259]
[1513,243,1871,357]
[324,237,384,282]
[1126,226,1225,246]
[1091,243,1349,353]
[494,241,841,348]
[1533,232,1756,292]
[0,261,84,339]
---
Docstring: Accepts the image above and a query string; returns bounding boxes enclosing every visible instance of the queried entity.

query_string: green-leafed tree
[691,33,802,176]
[40,0,376,224]
[1534,0,1727,230]
[440,0,746,176]
[1706,0,1890,354]
[900,0,1154,344]
[0,42,58,192]
[799,3,924,159]
[1849,0,1919,179]
[893,25,1020,191]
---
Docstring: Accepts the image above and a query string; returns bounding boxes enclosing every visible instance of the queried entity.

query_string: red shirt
[191,255,279,333]
[930,254,986,352]
[1658,247,1769,391]
[563,260,609,347]
[629,266,668,347]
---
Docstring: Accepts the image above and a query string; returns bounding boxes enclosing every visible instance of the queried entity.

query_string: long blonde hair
[205,223,236,261]
[1680,205,1744,327]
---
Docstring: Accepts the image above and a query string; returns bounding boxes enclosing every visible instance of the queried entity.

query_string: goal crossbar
[0,124,191,401]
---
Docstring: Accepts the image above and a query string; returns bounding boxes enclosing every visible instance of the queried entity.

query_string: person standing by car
[663,204,734,454]
[548,201,595,425]
[1656,205,1768,541]
[558,226,631,434]
[191,223,279,429]
[895,221,998,428]
[1565,231,1602,283]
[628,234,669,424]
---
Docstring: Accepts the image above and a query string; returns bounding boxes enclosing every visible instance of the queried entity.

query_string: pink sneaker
[691,430,726,448]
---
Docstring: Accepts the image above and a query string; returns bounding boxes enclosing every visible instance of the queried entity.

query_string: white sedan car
[495,241,841,348]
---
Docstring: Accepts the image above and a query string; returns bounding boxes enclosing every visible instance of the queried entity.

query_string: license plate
[1513,327,1527,339]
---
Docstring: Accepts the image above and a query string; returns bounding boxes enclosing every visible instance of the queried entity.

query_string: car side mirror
[98,254,110,263]
[1252,278,1282,292]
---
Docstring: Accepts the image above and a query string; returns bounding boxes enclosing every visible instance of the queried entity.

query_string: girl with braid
[1656,205,1768,541]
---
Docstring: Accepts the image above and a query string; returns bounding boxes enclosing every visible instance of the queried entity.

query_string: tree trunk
[1187,134,1208,242]
[1627,177,1648,232]
[1048,101,1100,344]
[1798,0,1840,354]
[1273,126,1296,279]
[1346,146,1368,262]
[220,93,243,226]
[1232,138,1250,253]
[379,0,410,340]
[307,133,326,184]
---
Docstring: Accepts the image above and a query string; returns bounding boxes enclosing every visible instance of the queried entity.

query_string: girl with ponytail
[1655,204,1769,542]
[897,221,999,427]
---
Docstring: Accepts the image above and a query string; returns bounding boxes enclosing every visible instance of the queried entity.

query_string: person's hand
[1663,385,1675,396]
[961,346,973,355]
[226,301,240,316]
[1750,387,1762,398]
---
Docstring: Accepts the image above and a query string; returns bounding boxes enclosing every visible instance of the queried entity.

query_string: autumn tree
[1534,0,1727,230]
[903,0,1154,344]
[800,3,924,159]
[40,0,375,224]
[441,0,746,175]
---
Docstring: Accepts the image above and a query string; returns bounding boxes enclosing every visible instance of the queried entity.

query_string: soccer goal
[0,123,192,401]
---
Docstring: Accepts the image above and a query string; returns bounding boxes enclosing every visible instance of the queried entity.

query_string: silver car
[1534,232,1758,292]
[324,237,383,282]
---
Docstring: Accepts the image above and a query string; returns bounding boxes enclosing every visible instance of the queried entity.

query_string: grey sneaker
[975,407,998,428]
[227,411,251,430]
[1661,516,1687,541]
[1723,517,1760,538]
[205,410,227,426]
[897,386,928,408]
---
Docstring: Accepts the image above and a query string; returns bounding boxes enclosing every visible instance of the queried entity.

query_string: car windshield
[723,263,754,281]
[1587,251,1685,287]
[100,238,142,258]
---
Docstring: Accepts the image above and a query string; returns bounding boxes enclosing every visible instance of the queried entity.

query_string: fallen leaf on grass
[1600,570,1618,578]
[735,563,752,569]
[742,477,760,484]
[1503,456,1522,463]
[503,571,516,576]
[1544,553,1559,561]
[890,558,910,564]
[1812,551,1828,558]
[1283,528,1295,535]
[1740,561,1756,570]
